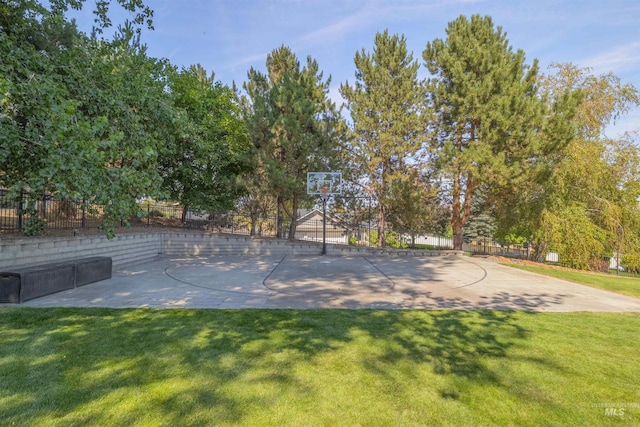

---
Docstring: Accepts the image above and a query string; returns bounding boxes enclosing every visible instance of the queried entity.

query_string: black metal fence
[0,190,106,234]
[1,191,637,276]
[0,191,526,249]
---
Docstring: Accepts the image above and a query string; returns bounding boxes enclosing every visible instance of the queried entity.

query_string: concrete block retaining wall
[162,233,322,257]
[0,233,161,270]
[162,233,463,258]
[1,232,463,269]
[326,245,463,257]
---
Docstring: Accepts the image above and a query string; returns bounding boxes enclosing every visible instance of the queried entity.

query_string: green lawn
[1,308,639,426]
[504,263,640,299]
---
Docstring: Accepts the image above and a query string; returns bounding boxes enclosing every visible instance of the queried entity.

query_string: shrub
[588,258,609,273]
[369,230,378,247]
[622,253,640,274]
[22,207,45,236]
[384,231,407,249]
[149,209,165,218]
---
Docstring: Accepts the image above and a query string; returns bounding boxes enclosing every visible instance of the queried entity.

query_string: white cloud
[293,0,456,50]
[581,41,640,74]
[294,7,373,48]
[224,52,270,71]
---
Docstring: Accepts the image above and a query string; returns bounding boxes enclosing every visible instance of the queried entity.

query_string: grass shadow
[0,306,537,425]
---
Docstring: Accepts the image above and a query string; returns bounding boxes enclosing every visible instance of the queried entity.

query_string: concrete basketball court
[19,254,640,311]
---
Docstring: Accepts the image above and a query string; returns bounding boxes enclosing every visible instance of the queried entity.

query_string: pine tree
[242,46,343,239]
[423,15,549,250]
[340,30,427,247]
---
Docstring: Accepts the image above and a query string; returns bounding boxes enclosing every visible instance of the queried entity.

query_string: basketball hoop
[306,172,341,196]
[307,172,341,256]
[319,187,330,202]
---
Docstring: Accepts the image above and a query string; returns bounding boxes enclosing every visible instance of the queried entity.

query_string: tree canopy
[1,2,171,235]
[241,46,344,239]
[159,65,251,218]
[492,63,640,267]
[0,1,250,236]
[2,2,638,267]
[340,30,428,247]
[423,15,574,250]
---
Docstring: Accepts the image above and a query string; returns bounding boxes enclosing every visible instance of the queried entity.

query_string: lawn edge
[501,263,640,300]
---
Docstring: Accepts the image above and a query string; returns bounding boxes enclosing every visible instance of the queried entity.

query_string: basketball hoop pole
[320,189,329,255]
[307,173,341,256]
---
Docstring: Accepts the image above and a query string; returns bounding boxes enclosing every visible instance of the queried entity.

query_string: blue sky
[70,0,640,137]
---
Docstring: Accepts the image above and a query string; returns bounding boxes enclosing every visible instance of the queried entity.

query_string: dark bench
[74,256,113,287]
[0,256,112,303]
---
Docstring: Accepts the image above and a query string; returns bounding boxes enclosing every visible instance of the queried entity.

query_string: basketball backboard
[307,172,342,195]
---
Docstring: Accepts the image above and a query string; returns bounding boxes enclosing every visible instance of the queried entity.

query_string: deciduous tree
[159,65,251,220]
[0,1,170,235]
[492,64,639,267]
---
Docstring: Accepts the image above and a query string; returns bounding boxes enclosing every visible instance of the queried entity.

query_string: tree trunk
[276,193,284,238]
[377,203,386,248]
[249,213,257,236]
[181,206,188,223]
[533,240,547,262]
[451,166,475,250]
[451,183,463,250]
[452,220,464,250]
[451,166,463,250]
[287,196,298,241]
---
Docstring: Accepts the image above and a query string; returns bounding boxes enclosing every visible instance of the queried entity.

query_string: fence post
[17,191,23,231]
[41,192,47,228]
[147,203,150,227]
[81,199,86,229]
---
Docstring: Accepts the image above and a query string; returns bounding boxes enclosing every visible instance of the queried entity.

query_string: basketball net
[319,187,330,202]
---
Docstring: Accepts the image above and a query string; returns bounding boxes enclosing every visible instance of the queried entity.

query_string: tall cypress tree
[423,15,548,250]
[340,30,427,247]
